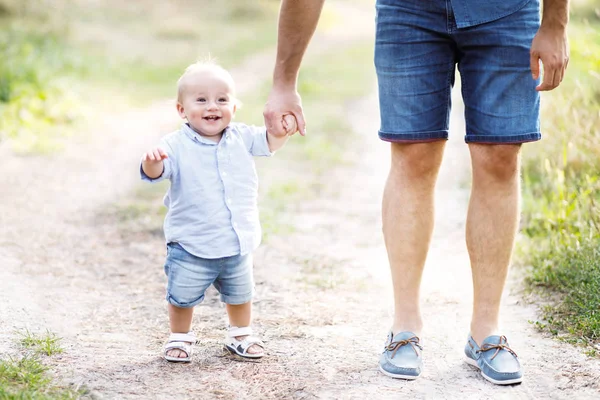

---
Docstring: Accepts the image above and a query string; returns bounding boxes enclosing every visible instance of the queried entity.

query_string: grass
[526,244,600,348]
[519,3,600,353]
[18,330,64,357]
[0,329,82,399]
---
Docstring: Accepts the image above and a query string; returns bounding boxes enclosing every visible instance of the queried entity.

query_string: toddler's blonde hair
[176,57,237,103]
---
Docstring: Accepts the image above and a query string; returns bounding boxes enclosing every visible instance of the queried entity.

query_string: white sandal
[164,332,196,363]
[224,326,265,359]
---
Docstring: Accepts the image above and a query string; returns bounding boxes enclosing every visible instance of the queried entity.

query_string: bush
[0,24,82,151]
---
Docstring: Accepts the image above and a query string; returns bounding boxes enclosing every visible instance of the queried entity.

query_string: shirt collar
[181,123,229,145]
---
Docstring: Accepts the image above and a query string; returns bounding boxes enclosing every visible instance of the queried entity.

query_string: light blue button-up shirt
[141,122,272,259]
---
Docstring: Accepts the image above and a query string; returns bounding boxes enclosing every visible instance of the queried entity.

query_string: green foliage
[520,12,600,353]
[0,357,82,399]
[0,23,82,151]
[0,357,51,392]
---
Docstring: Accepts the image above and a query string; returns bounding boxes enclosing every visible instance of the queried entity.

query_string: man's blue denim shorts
[163,242,254,308]
[375,0,541,144]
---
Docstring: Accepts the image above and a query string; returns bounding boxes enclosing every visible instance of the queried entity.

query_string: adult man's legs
[466,144,521,345]
[462,144,525,385]
[455,5,539,384]
[375,0,456,379]
[454,0,540,351]
[378,141,445,379]
[383,141,446,335]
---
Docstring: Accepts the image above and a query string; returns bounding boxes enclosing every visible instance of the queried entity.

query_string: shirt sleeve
[140,139,176,182]
[237,124,274,157]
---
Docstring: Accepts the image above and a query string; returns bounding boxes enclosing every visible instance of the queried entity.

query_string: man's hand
[264,86,306,137]
[530,26,569,91]
[264,0,324,138]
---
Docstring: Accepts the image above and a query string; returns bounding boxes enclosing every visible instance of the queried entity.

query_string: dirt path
[1,3,599,399]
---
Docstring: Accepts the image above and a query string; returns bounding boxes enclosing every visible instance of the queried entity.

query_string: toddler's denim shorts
[163,242,254,308]
[375,0,541,144]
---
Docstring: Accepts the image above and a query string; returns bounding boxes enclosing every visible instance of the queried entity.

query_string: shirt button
[227,198,232,204]
[234,222,238,227]
[222,172,227,177]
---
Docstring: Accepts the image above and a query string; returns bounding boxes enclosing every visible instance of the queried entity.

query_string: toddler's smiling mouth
[204,116,221,121]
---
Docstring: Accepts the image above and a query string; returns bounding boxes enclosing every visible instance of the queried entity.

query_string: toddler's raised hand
[142,147,168,163]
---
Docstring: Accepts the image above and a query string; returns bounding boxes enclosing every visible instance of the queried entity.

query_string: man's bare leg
[383,141,446,335]
[466,144,521,345]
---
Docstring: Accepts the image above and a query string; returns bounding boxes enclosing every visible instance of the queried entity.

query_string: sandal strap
[240,336,264,349]
[165,341,191,352]
[228,326,253,337]
[168,332,196,343]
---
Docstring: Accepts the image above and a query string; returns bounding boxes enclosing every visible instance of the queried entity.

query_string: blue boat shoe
[379,331,423,380]
[464,334,523,385]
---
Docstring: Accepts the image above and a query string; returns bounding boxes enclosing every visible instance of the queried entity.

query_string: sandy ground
[1,2,599,399]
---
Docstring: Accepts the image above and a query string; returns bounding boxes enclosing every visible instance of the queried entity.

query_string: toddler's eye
[196,98,206,102]
[218,97,228,103]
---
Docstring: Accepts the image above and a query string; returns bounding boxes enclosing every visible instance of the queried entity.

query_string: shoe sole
[224,345,264,359]
[378,365,419,380]
[464,356,523,385]
[164,356,191,363]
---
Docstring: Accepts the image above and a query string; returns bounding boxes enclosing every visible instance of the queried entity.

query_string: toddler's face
[177,69,236,140]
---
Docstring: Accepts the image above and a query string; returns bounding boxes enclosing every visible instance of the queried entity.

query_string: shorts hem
[465,132,541,144]
[379,130,449,143]
[221,291,254,305]
[166,293,204,308]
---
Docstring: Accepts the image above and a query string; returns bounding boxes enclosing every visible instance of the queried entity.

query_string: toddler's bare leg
[226,302,261,354]
[167,304,194,359]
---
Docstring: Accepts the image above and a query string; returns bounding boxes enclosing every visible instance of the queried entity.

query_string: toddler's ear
[176,102,186,119]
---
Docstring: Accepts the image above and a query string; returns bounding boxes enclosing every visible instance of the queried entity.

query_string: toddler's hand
[142,147,168,163]
[283,114,298,136]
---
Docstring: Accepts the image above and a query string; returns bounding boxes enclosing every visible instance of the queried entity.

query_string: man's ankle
[391,322,423,336]
[469,325,500,345]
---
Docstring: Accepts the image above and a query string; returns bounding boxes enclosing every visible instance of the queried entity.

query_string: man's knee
[470,144,521,182]
[390,141,446,180]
